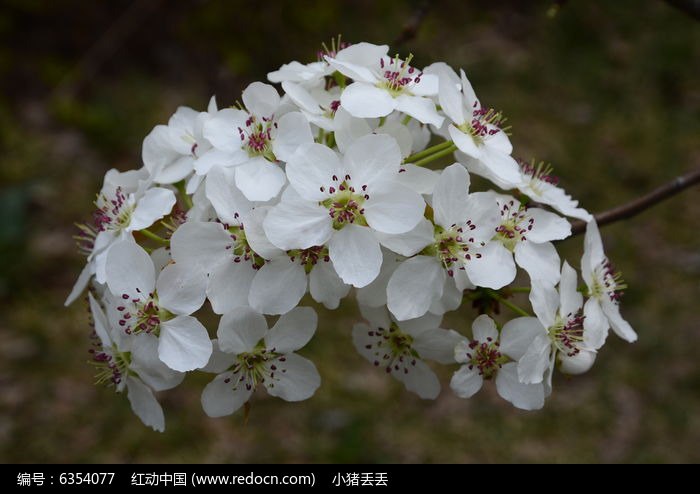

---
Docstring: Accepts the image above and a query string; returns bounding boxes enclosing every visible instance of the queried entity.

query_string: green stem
[487,289,533,318]
[404,140,454,163]
[140,228,170,246]
[411,145,458,167]
[174,180,194,210]
[325,131,336,149]
[402,114,412,125]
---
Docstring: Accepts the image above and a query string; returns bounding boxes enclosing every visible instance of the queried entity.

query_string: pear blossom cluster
[67,41,637,431]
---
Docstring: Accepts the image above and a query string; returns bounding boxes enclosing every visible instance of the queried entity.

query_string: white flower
[104,239,212,372]
[263,133,425,287]
[325,43,443,126]
[142,96,218,185]
[581,219,637,347]
[201,82,313,201]
[352,305,462,399]
[516,262,595,386]
[385,164,500,320]
[201,306,321,417]
[66,169,176,305]
[88,293,184,432]
[450,314,545,410]
[438,69,521,184]
[485,192,571,286]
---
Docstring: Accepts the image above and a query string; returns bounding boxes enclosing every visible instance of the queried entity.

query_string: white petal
[142,125,179,177]
[106,240,155,299]
[201,372,253,417]
[355,249,401,308]
[266,353,321,402]
[500,317,545,360]
[88,292,112,346]
[65,262,94,307]
[472,313,499,342]
[602,298,638,342]
[478,147,522,184]
[158,315,213,372]
[559,261,583,318]
[334,42,388,66]
[433,163,471,228]
[156,262,207,315]
[217,306,267,354]
[170,221,230,269]
[328,225,382,288]
[130,333,185,391]
[397,359,441,399]
[438,73,465,124]
[583,299,609,350]
[343,133,402,188]
[129,188,176,231]
[526,208,572,243]
[272,111,313,162]
[194,148,247,175]
[308,260,351,309]
[203,108,248,153]
[395,95,444,126]
[395,164,439,195]
[339,82,395,118]
[450,366,483,399]
[235,158,286,202]
[285,142,343,201]
[333,107,372,154]
[242,81,280,117]
[248,261,307,315]
[241,206,284,259]
[201,339,238,374]
[465,242,516,289]
[376,119,413,158]
[514,241,561,285]
[429,275,463,315]
[582,219,605,285]
[363,182,425,234]
[281,81,323,115]
[559,350,596,375]
[265,306,317,353]
[126,377,165,432]
[448,124,482,159]
[263,196,332,250]
[375,217,433,257]
[206,261,256,315]
[154,156,193,184]
[495,363,545,410]
[517,332,552,384]
[413,328,463,364]
[387,255,445,321]
[205,166,252,225]
[326,57,379,84]
[529,280,559,329]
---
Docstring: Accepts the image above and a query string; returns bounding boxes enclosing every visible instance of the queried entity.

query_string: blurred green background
[1,0,699,463]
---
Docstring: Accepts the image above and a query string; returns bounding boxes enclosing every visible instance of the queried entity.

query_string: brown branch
[663,0,700,21]
[570,167,700,235]
[393,0,432,47]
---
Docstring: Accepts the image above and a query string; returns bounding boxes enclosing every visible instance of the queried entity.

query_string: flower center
[238,115,277,160]
[464,338,507,379]
[517,158,560,196]
[287,245,330,274]
[376,54,421,97]
[89,344,131,388]
[548,312,585,357]
[116,291,172,336]
[456,105,510,147]
[226,224,265,270]
[422,223,482,276]
[590,260,627,302]
[319,175,368,229]
[93,187,135,233]
[224,346,283,391]
[494,200,534,252]
[73,222,98,256]
[363,322,420,375]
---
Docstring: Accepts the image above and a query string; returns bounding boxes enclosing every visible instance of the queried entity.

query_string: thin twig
[393,0,432,47]
[570,167,700,236]
[663,0,700,21]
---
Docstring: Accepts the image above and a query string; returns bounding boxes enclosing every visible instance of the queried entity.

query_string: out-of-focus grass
[1,0,699,463]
